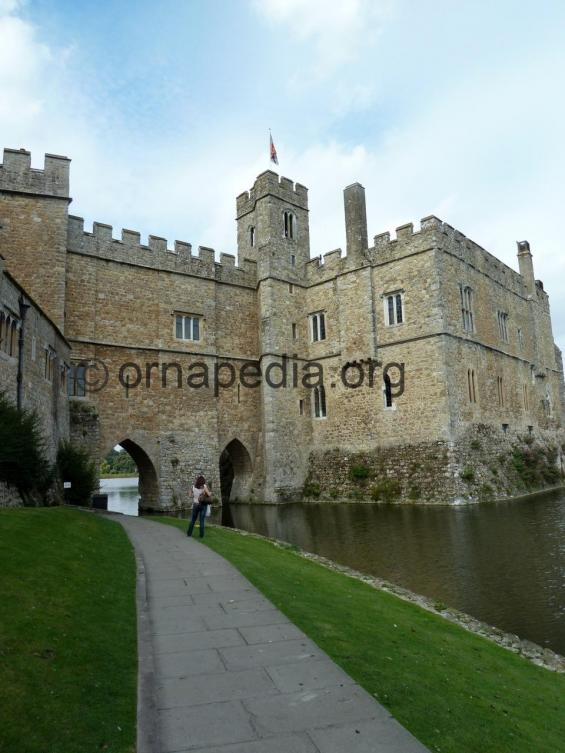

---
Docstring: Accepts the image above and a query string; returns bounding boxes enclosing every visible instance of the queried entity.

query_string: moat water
[100,477,140,516]
[101,477,565,655]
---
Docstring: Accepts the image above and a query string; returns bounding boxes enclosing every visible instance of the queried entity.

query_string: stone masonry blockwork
[0,147,563,508]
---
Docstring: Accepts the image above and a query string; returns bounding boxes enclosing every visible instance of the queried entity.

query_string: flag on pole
[269,131,279,165]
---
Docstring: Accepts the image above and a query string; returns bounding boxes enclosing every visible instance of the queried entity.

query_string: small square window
[175,314,202,342]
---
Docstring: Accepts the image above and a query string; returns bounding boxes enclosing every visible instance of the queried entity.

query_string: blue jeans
[187,503,206,537]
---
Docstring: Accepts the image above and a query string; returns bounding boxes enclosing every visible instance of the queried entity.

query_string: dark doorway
[219,439,253,505]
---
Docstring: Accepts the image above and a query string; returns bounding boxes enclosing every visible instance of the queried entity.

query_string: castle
[0,146,563,508]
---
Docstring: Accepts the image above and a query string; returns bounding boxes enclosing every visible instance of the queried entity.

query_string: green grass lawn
[0,507,137,753]
[151,516,565,753]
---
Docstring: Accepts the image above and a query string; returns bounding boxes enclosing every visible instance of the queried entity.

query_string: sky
[1,0,564,350]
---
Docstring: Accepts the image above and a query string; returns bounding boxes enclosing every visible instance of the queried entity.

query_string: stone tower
[0,148,70,332]
[236,172,312,500]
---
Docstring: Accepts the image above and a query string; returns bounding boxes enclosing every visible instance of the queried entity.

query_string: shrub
[460,467,475,483]
[479,483,494,500]
[370,478,402,502]
[303,481,321,498]
[511,443,561,489]
[408,485,422,500]
[0,392,54,504]
[57,441,99,506]
[470,439,481,451]
[349,464,370,481]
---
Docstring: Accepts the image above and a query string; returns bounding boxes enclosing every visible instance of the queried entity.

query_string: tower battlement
[236,170,308,218]
[0,148,70,198]
[67,215,257,287]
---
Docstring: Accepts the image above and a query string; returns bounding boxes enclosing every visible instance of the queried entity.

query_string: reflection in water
[225,490,565,655]
[100,477,139,517]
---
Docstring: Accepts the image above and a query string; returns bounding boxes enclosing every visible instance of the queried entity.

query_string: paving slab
[153,628,245,655]
[116,515,429,753]
[157,667,279,709]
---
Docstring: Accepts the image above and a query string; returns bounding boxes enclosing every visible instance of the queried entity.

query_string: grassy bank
[152,516,565,753]
[0,507,136,753]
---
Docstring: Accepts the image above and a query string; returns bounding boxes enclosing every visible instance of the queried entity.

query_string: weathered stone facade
[0,146,563,508]
[0,252,70,506]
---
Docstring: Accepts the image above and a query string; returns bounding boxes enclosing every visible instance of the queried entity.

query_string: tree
[0,392,53,504]
[57,441,99,506]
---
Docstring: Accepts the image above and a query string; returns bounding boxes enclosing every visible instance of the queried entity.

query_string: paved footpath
[117,515,429,753]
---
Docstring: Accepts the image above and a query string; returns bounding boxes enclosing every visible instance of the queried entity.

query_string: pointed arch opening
[219,438,253,504]
[100,438,159,513]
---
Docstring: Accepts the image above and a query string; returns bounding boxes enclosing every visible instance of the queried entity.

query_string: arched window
[460,285,474,332]
[9,320,18,357]
[497,376,504,407]
[313,385,327,418]
[283,211,296,240]
[0,312,5,352]
[249,226,256,247]
[2,315,10,353]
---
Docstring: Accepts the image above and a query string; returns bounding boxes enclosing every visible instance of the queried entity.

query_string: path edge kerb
[131,539,161,753]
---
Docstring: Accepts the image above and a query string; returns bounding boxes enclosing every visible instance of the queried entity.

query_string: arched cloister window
[2,315,11,353]
[313,384,327,418]
[9,320,18,357]
[0,312,5,352]
[283,210,296,240]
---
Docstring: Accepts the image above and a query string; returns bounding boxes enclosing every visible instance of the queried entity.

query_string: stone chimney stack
[344,182,368,259]
[517,240,535,297]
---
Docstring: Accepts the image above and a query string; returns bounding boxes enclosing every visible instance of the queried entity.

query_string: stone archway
[219,438,253,504]
[114,438,159,511]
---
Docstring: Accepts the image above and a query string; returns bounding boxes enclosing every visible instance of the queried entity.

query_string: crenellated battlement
[236,170,308,217]
[67,215,257,287]
[0,148,70,198]
[304,212,534,298]
[367,214,529,296]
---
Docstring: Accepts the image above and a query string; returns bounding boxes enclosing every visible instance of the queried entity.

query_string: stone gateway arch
[1,147,563,509]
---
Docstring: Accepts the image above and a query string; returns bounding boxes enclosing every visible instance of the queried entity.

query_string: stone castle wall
[0,256,70,507]
[0,147,563,507]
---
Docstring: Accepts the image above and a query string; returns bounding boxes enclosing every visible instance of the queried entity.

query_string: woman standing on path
[187,475,211,538]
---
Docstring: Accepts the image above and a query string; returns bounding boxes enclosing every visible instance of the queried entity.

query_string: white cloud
[275,42,565,351]
[0,9,51,126]
[1,0,563,356]
[0,0,24,14]
[253,0,392,79]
